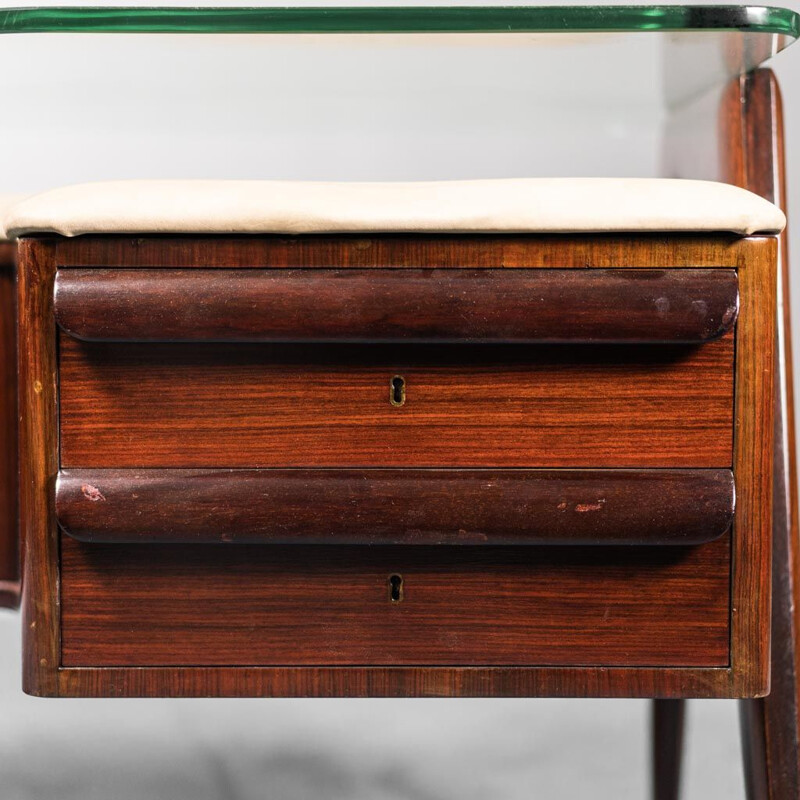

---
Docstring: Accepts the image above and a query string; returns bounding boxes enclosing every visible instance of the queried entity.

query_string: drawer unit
[18,234,775,698]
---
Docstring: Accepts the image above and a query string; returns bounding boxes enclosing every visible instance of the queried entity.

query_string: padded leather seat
[3,178,786,238]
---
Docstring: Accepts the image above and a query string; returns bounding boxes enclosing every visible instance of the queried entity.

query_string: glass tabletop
[0,6,798,195]
[0,5,797,37]
[1,6,796,109]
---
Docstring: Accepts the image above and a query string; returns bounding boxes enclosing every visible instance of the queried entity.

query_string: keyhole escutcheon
[390,375,406,407]
[389,573,404,603]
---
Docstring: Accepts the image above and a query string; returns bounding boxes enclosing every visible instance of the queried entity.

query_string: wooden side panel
[664,69,785,789]
[18,239,60,696]
[727,70,800,798]
[717,82,779,696]
[0,243,19,607]
[730,227,776,697]
[60,533,731,668]
[58,335,735,469]
[659,71,779,701]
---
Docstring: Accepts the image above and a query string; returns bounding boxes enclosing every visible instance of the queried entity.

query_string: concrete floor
[1,613,747,800]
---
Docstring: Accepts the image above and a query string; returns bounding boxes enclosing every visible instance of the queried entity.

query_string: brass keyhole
[388,574,404,603]
[390,375,406,407]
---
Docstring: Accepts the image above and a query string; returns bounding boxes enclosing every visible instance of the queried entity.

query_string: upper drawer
[56,267,735,469]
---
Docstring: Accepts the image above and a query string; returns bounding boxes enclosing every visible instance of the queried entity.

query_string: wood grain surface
[58,334,734,468]
[0,243,18,607]
[55,467,735,546]
[658,69,786,796]
[18,238,60,696]
[724,70,800,800]
[51,664,741,699]
[54,268,739,344]
[51,232,755,270]
[653,699,687,800]
[60,532,731,668]
[16,232,775,698]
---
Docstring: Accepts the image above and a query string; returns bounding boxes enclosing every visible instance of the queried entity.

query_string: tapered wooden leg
[652,700,686,800]
[665,65,800,800]
[735,69,800,800]
[738,352,800,799]
[738,400,800,799]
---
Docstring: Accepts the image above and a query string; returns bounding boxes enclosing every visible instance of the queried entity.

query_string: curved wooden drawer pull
[54,268,738,344]
[56,468,734,546]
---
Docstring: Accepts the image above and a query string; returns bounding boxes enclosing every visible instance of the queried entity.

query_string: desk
[1,6,799,799]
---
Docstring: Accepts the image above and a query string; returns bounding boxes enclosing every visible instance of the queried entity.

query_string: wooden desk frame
[3,67,798,799]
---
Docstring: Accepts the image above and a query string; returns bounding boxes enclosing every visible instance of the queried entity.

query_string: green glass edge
[0,5,798,37]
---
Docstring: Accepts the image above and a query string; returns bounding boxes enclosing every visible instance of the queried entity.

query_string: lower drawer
[60,533,731,668]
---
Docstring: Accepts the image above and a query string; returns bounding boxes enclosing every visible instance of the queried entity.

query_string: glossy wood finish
[0,584,17,608]
[725,70,800,800]
[60,533,731,668]
[18,238,59,696]
[19,232,775,697]
[47,232,762,270]
[658,67,794,800]
[0,242,18,608]
[653,700,686,800]
[55,468,735,546]
[58,335,734,469]
[54,268,739,344]
[724,135,776,706]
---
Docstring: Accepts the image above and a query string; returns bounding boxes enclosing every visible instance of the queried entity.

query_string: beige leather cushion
[4,178,786,237]
[0,193,28,240]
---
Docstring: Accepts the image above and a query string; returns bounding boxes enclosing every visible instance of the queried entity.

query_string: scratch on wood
[81,484,106,502]
[575,500,606,513]
[654,297,670,313]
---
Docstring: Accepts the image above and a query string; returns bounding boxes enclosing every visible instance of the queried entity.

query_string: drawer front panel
[60,533,731,668]
[58,335,734,468]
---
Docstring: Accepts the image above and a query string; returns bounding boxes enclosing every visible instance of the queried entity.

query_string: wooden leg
[687,67,800,800]
[652,700,686,800]
[738,360,800,799]
[738,458,800,798]
[735,71,800,800]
